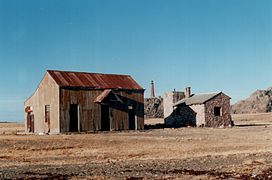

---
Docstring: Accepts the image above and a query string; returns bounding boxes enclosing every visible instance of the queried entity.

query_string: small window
[45,105,50,123]
[214,107,221,116]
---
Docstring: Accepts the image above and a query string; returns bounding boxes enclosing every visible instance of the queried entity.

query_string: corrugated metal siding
[60,89,102,132]
[59,88,144,132]
[94,89,112,103]
[48,70,144,90]
[24,72,60,133]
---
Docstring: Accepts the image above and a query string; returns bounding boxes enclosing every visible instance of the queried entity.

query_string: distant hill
[232,87,272,114]
[144,97,164,118]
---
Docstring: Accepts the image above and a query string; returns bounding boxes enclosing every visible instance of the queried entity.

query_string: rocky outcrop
[144,97,164,118]
[232,87,272,114]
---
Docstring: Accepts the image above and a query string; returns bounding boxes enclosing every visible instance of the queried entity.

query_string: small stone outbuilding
[24,70,144,134]
[164,88,232,128]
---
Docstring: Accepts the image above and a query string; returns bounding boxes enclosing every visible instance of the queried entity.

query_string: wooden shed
[24,70,144,134]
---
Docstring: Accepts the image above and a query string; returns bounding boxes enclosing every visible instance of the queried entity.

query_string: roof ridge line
[47,69,130,77]
[47,70,144,90]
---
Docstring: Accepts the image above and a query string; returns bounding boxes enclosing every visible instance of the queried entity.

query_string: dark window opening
[45,105,50,123]
[214,107,221,116]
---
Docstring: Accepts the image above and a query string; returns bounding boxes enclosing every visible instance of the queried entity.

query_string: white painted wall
[190,104,205,126]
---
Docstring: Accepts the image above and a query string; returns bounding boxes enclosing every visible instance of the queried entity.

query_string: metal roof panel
[47,70,144,90]
[174,92,222,106]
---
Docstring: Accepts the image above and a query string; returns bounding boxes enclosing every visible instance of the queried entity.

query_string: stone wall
[165,104,204,127]
[164,109,183,127]
[165,93,232,128]
[205,93,232,127]
[144,97,163,118]
[163,91,185,119]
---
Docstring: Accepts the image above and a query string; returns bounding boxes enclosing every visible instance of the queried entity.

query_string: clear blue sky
[0,0,271,121]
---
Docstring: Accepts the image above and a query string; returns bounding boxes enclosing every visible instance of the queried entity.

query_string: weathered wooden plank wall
[59,88,144,132]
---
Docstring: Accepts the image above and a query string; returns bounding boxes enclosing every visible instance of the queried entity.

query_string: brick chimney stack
[185,87,191,98]
[150,80,155,98]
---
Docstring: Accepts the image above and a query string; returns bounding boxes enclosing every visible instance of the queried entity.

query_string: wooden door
[27,113,34,133]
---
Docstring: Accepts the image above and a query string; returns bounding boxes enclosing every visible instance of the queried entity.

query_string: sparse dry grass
[0,122,24,134]
[145,113,272,126]
[0,113,272,179]
[232,113,272,125]
[144,118,164,125]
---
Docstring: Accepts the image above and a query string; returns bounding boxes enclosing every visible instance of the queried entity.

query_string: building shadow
[144,123,165,130]
[235,124,271,127]
[164,105,197,128]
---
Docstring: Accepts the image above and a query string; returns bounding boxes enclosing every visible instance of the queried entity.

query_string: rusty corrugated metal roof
[47,70,144,90]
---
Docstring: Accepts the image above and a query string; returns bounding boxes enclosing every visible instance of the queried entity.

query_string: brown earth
[0,113,272,179]
[0,122,24,134]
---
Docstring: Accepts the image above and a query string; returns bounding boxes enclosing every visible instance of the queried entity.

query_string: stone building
[163,90,185,119]
[24,70,144,134]
[164,87,232,128]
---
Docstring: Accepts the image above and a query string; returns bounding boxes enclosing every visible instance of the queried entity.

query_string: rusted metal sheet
[60,88,144,132]
[24,106,32,113]
[94,89,112,103]
[24,72,60,134]
[25,70,145,133]
[47,70,143,90]
[94,89,123,104]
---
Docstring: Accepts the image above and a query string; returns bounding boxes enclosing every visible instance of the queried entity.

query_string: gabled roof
[174,92,228,106]
[94,89,123,103]
[94,89,113,103]
[47,70,143,90]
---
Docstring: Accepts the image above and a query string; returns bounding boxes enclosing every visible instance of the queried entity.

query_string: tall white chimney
[150,80,155,98]
[185,87,191,98]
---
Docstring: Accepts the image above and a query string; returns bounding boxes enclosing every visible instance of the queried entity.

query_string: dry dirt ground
[0,113,272,179]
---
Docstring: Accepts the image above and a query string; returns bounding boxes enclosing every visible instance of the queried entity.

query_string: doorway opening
[45,105,50,133]
[25,106,34,133]
[101,104,110,131]
[27,112,34,133]
[128,106,136,130]
[69,104,79,132]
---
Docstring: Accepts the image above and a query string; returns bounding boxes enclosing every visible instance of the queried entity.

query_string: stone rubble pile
[144,97,164,118]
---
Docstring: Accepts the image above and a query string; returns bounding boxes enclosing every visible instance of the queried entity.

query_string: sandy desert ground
[0,113,272,179]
